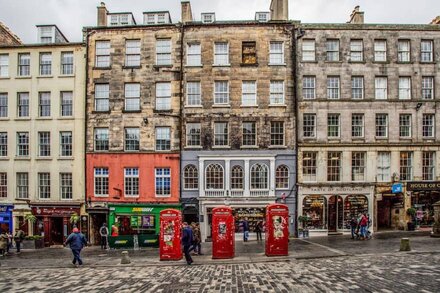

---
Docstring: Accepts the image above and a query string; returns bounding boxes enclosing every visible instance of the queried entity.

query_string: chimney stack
[181,1,193,23]
[97,2,108,26]
[270,0,289,21]
[348,6,364,24]
[430,16,440,25]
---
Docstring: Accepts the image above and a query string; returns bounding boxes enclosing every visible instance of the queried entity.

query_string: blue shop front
[0,205,14,233]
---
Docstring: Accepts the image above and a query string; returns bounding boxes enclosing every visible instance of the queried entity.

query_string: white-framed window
[214,81,229,104]
[399,114,412,138]
[155,127,171,151]
[269,41,284,64]
[205,164,224,190]
[186,81,201,106]
[39,92,51,117]
[351,76,364,100]
[241,81,257,106]
[421,40,433,62]
[400,152,413,181]
[214,122,228,146]
[155,168,171,196]
[0,173,7,198]
[228,166,242,190]
[156,39,172,66]
[303,76,315,99]
[375,114,388,138]
[94,128,109,151]
[60,173,73,199]
[18,53,30,76]
[375,77,388,100]
[276,165,289,189]
[214,42,229,65]
[96,41,111,67]
[124,128,140,151]
[326,39,340,61]
[60,131,72,157]
[374,40,387,62]
[0,132,7,156]
[327,76,340,99]
[61,52,73,75]
[270,121,284,146]
[187,43,201,66]
[352,114,364,138]
[184,165,198,190]
[124,168,139,197]
[38,172,51,199]
[16,172,29,199]
[124,83,140,111]
[156,82,171,110]
[17,132,29,156]
[251,163,269,190]
[352,152,366,182]
[270,81,284,105]
[125,40,141,67]
[422,77,434,100]
[398,40,411,62]
[38,26,53,43]
[38,131,50,157]
[350,40,363,62]
[0,93,7,117]
[94,167,109,196]
[0,54,9,77]
[303,114,316,138]
[60,91,73,116]
[39,53,52,76]
[422,114,435,138]
[242,121,257,146]
[303,152,317,182]
[302,40,315,62]
[327,114,340,138]
[399,77,411,100]
[95,84,110,112]
[327,152,342,182]
[186,123,201,147]
[377,152,391,182]
[422,152,435,181]
[17,92,29,117]
[255,12,269,22]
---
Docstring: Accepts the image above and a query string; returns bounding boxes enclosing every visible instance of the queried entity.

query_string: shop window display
[302,196,327,230]
[233,208,265,233]
[115,215,155,235]
[343,195,368,229]
[412,192,440,226]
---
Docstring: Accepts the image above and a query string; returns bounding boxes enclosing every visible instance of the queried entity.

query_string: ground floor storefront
[0,204,13,233]
[407,181,440,227]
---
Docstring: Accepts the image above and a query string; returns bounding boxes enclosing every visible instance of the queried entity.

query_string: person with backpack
[64,227,87,267]
[99,223,109,250]
[14,228,25,253]
[181,222,194,265]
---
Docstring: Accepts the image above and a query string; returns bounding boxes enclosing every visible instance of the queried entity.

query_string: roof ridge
[0,21,23,45]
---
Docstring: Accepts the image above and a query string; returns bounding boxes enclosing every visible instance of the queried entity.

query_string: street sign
[392,183,403,194]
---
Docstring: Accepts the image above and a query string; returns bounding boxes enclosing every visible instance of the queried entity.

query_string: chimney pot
[348,5,364,24]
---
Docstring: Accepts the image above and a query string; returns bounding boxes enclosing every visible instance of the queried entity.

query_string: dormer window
[39,27,53,43]
[143,12,171,25]
[255,12,270,22]
[201,13,215,24]
[37,25,67,44]
[108,14,135,26]
[157,14,166,24]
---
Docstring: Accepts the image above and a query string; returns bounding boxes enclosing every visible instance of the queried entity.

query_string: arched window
[230,165,244,190]
[250,163,269,190]
[183,164,198,190]
[276,165,289,189]
[205,164,224,190]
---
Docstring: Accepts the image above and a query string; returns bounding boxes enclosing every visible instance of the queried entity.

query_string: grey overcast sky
[1,0,439,43]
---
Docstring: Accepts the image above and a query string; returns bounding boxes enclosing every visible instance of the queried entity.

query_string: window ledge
[14,117,31,121]
[154,109,172,113]
[122,110,141,113]
[35,157,53,161]
[399,138,413,141]
[15,76,31,79]
[58,157,74,160]
[124,196,140,198]
[241,145,259,149]
[123,66,141,70]
[212,146,231,149]
[0,77,10,80]
[37,75,53,79]
[0,118,10,121]
[155,195,172,198]
[372,61,389,64]
[0,157,10,161]
[268,145,287,149]
[184,146,203,150]
[92,111,111,114]
[14,157,31,161]
[348,60,366,64]
[269,104,286,107]
[328,139,341,142]
[240,105,258,108]
[325,61,342,63]
[57,117,74,120]
[240,63,259,67]
[352,138,365,141]
[155,149,172,152]
[153,65,173,68]
[185,105,203,108]
[59,74,75,78]
[35,117,53,120]
[375,137,389,140]
[185,65,203,68]
[420,61,436,65]
[212,104,231,108]
[397,61,413,64]
[94,195,109,198]
[268,63,286,66]
[301,60,318,63]
[93,67,111,70]
[422,137,435,140]
[212,64,231,67]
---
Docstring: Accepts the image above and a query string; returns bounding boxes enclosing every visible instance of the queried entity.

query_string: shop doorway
[378,198,392,229]
[91,213,107,245]
[328,195,343,232]
[50,217,64,245]
[183,206,199,224]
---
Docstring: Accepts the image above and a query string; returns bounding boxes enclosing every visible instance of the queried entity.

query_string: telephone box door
[265,204,289,256]
[159,209,182,261]
[212,206,235,259]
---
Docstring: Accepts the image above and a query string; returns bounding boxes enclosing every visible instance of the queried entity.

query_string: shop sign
[32,207,79,216]
[407,182,440,191]
[0,205,13,213]
[392,183,403,194]
[301,185,373,195]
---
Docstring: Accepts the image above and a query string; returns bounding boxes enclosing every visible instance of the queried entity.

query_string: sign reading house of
[407,182,440,191]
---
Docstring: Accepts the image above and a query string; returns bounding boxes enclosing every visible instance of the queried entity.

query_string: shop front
[298,185,374,236]
[108,204,181,248]
[31,205,81,246]
[181,197,200,224]
[375,184,408,231]
[407,182,440,227]
[0,205,13,233]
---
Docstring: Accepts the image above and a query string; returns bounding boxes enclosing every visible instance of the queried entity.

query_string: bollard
[399,238,411,251]
[120,250,131,264]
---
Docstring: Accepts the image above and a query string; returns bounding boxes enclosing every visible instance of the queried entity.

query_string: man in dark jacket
[181,222,193,265]
[64,227,87,267]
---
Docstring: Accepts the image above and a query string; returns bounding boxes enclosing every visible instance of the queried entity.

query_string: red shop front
[32,205,81,246]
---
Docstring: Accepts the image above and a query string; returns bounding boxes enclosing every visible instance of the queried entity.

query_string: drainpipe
[179,22,185,215]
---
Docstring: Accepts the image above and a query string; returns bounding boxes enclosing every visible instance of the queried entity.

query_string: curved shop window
[303,195,327,230]
[343,195,369,229]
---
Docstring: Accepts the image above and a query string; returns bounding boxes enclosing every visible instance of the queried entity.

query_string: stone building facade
[296,8,440,236]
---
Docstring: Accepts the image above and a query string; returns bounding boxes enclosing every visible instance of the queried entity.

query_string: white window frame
[400,152,413,181]
[38,172,51,199]
[187,43,201,66]
[60,91,73,117]
[18,53,30,76]
[155,82,171,110]
[214,122,229,146]
[214,42,229,65]
[214,81,229,105]
[422,76,434,100]
[302,40,315,62]
[0,54,9,77]
[269,41,284,65]
[125,40,141,67]
[17,132,29,156]
[327,76,340,99]
[303,152,317,182]
[326,39,340,62]
[60,131,72,157]
[0,172,7,198]
[350,40,363,62]
[377,152,391,182]
[276,165,289,189]
[421,40,433,62]
[374,40,387,62]
[94,128,109,151]
[95,84,110,112]
[422,152,435,181]
[351,152,366,182]
[302,76,316,100]
[398,40,411,62]
[375,114,389,138]
[39,92,51,117]
[303,114,316,138]
[399,114,412,138]
[186,81,201,106]
[60,173,73,200]
[183,164,199,190]
[205,163,224,190]
[241,81,257,106]
[155,168,171,197]
[61,51,74,75]
[270,80,284,105]
[39,53,52,76]
[242,121,257,147]
[16,172,29,199]
[270,121,285,146]
[250,163,269,190]
[95,41,111,68]
[351,114,364,138]
[0,132,7,157]
[156,39,172,66]
[398,77,411,100]
[327,114,340,138]
[155,127,171,151]
[422,114,435,138]
[351,76,364,100]
[0,93,8,118]
[327,152,342,182]
[38,131,51,157]
[124,168,139,197]
[375,77,388,100]
[94,167,109,197]
[124,83,140,111]
[186,123,201,147]
[124,128,140,151]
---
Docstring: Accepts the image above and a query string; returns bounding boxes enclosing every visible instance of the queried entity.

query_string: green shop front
[108,204,181,248]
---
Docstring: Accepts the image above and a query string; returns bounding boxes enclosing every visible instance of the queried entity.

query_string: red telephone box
[212,206,235,259]
[159,209,182,261]
[265,204,289,256]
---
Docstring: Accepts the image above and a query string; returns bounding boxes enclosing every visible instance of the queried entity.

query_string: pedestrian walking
[0,230,8,256]
[64,227,87,267]
[6,231,12,253]
[359,213,368,240]
[189,223,203,255]
[99,223,109,250]
[350,217,358,239]
[181,222,194,265]
[242,218,249,242]
[14,228,25,253]
[255,220,263,242]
